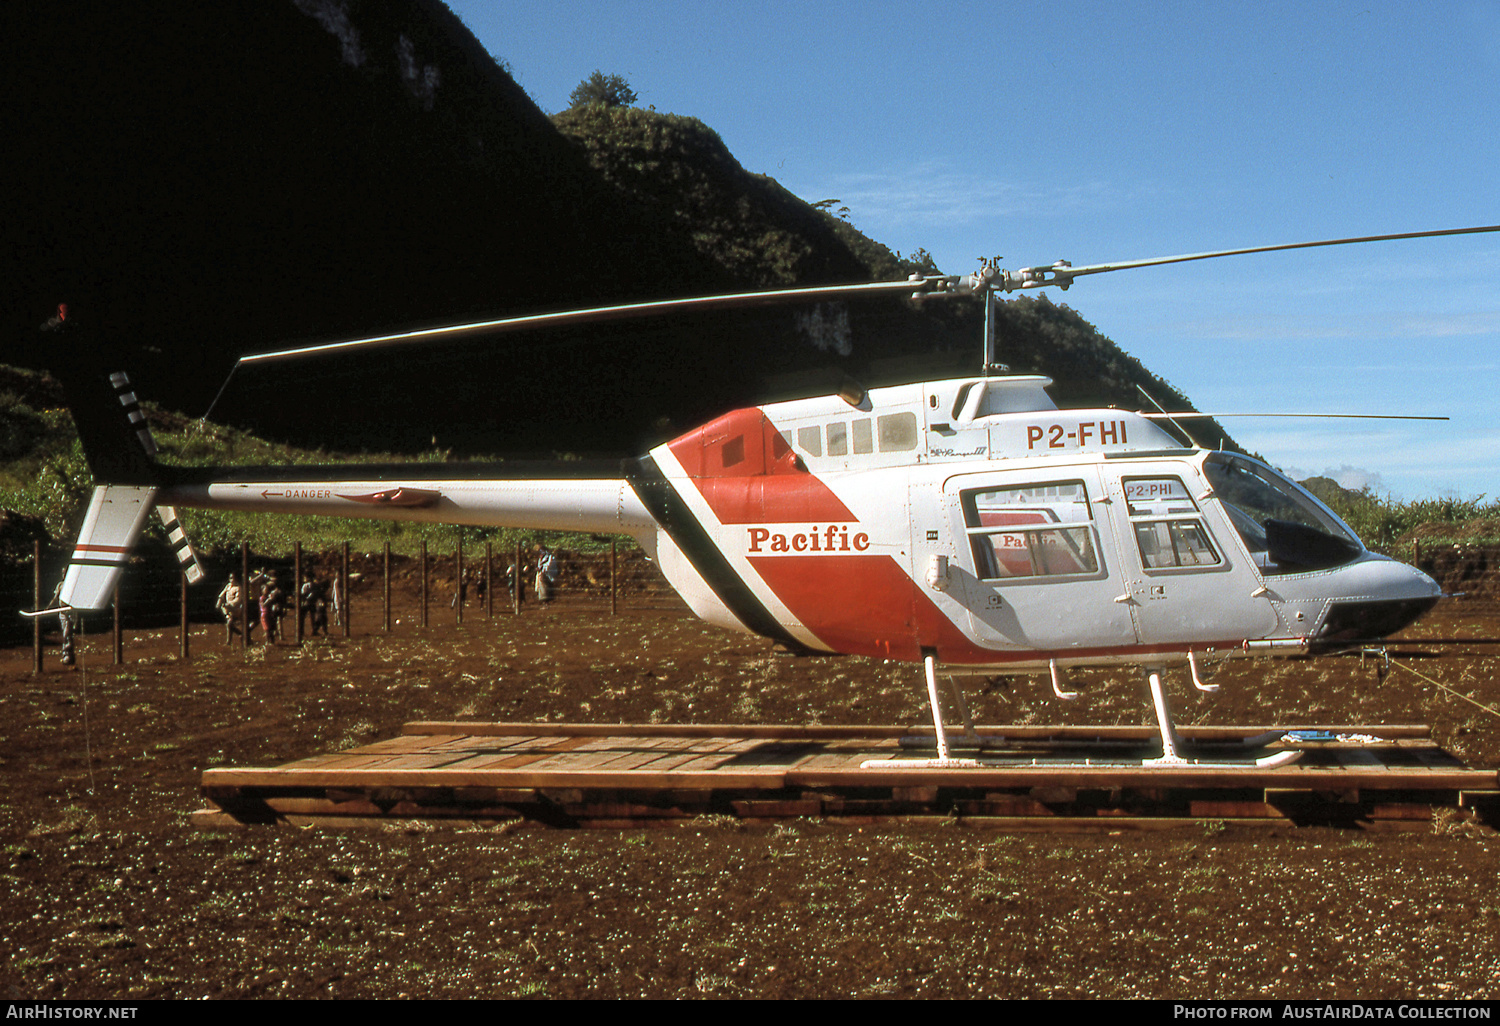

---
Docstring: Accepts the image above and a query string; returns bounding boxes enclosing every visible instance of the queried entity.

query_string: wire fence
[2,535,684,662]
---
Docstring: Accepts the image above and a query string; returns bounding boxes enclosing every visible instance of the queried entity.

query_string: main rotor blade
[1049,224,1500,282]
[238,277,941,367]
[233,221,1500,367]
[1139,412,1449,421]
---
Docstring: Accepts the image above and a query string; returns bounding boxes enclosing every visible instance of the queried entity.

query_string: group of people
[503,544,562,604]
[214,544,564,642]
[215,570,334,645]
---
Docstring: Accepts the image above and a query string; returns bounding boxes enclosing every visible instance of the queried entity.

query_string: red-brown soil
[3,554,1500,1000]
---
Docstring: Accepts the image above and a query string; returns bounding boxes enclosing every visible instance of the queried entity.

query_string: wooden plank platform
[195,722,1500,831]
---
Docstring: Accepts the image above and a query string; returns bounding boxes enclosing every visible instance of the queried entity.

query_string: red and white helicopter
[43,225,1498,768]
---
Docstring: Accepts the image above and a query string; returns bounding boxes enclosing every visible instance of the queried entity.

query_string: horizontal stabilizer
[60,484,159,611]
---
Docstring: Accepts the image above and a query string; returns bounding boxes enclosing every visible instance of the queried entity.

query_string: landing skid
[860,655,1304,770]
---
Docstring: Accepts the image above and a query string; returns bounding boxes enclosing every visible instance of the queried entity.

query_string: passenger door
[942,467,1137,653]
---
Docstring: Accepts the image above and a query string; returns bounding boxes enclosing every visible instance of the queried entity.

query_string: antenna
[1136,384,1206,449]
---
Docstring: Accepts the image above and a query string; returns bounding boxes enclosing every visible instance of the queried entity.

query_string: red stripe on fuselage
[747,554,980,662]
[669,408,855,524]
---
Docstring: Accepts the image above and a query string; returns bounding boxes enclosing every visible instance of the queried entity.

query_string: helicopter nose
[1313,556,1442,647]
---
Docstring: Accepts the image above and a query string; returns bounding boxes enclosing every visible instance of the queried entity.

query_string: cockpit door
[1103,461,1277,645]
[942,467,1137,653]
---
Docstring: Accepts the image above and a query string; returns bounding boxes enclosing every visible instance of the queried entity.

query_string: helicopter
[38,224,1499,769]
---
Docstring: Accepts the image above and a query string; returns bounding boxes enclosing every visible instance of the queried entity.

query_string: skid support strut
[923,650,951,761]
[864,656,1303,770]
[863,650,984,768]
[1145,666,1188,766]
[1142,665,1301,769]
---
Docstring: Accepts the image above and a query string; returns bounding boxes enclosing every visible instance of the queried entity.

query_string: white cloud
[788,162,1130,229]
[1162,310,1500,343]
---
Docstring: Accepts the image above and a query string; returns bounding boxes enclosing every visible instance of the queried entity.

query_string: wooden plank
[428,753,554,771]
[520,749,659,770]
[1369,804,1434,821]
[793,750,890,771]
[401,721,1432,741]
[581,749,703,771]
[623,750,742,773]
[351,734,460,755]
[403,721,918,739]
[1190,800,1284,819]
[207,765,789,789]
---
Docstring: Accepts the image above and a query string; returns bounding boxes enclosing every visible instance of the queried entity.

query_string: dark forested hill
[3,0,1226,457]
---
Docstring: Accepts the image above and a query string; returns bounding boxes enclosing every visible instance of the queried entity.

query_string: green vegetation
[0,365,628,560]
[567,70,638,110]
[551,104,882,287]
[1300,476,1500,554]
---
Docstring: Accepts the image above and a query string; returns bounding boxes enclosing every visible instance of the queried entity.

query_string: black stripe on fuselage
[624,456,810,653]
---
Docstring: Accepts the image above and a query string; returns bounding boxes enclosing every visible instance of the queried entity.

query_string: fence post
[420,540,428,628]
[513,539,522,614]
[341,542,351,637]
[240,542,250,649]
[180,571,190,660]
[455,534,463,625]
[32,540,42,675]
[384,542,391,632]
[112,583,122,665]
[294,541,303,646]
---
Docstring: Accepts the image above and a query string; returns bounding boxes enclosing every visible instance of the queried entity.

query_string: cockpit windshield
[1203,453,1363,574]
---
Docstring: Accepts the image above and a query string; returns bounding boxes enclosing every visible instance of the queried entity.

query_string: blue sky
[446,0,1500,500]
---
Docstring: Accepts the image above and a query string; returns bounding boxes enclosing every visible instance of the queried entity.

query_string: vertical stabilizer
[60,484,159,611]
[41,310,205,604]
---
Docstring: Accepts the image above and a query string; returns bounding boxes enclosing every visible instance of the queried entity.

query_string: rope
[1389,657,1500,721]
[75,615,95,794]
[198,363,239,426]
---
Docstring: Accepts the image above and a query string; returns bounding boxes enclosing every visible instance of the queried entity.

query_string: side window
[826,421,848,457]
[961,481,1098,579]
[852,419,874,454]
[877,412,917,452]
[1124,477,1221,570]
[797,425,822,458]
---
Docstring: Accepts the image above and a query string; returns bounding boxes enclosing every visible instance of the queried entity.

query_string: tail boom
[158,471,656,538]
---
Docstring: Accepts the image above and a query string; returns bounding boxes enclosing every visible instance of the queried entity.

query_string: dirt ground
[3,554,1500,1000]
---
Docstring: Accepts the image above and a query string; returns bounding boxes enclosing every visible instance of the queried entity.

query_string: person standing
[216,573,246,645]
[261,576,287,644]
[535,545,560,603]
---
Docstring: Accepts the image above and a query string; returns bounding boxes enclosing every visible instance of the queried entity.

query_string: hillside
[5,0,1225,459]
